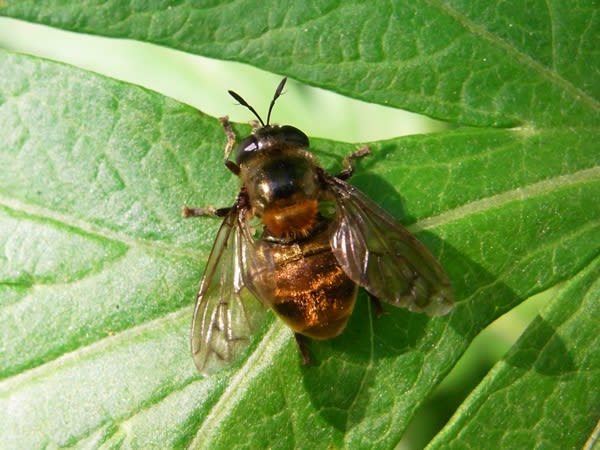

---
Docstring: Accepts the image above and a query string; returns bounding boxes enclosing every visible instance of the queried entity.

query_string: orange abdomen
[253,223,358,339]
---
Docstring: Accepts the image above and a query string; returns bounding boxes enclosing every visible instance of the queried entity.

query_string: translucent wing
[326,176,454,316]
[191,205,269,374]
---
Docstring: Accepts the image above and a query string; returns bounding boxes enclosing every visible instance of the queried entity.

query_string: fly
[184,78,454,373]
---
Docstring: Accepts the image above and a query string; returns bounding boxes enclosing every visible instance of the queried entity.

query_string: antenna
[227,77,288,127]
[266,77,287,125]
[228,89,264,126]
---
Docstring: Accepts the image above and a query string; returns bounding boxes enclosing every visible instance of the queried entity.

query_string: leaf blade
[1,0,598,126]
[0,4,598,442]
[428,256,600,449]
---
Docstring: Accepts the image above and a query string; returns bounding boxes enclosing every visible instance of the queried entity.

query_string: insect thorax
[242,149,322,240]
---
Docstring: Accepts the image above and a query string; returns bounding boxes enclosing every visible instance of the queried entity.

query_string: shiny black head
[235,125,309,164]
[228,78,310,165]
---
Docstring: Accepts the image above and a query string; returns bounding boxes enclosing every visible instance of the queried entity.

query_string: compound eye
[235,135,258,164]
[280,125,309,148]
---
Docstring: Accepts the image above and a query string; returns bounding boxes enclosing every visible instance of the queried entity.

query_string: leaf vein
[0,195,204,259]
[426,0,599,112]
[412,166,600,232]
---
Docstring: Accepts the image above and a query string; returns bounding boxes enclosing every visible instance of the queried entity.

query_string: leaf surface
[428,256,600,449]
[1,0,597,126]
[0,1,598,448]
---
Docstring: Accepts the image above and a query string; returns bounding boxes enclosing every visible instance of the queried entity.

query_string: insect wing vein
[191,207,268,373]
[327,176,454,316]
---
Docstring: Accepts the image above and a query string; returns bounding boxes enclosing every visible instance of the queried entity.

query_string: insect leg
[219,116,241,176]
[294,333,312,365]
[249,120,261,132]
[335,146,371,180]
[183,189,248,219]
[182,206,232,218]
[367,293,386,317]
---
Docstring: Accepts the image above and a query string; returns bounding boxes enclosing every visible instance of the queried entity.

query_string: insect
[184,78,454,373]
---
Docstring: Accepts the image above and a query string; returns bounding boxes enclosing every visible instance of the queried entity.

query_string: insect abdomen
[256,225,358,339]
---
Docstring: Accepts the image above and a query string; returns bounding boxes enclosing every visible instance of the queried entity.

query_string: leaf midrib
[190,324,290,449]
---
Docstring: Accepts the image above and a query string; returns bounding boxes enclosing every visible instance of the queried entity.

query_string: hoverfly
[184,78,454,373]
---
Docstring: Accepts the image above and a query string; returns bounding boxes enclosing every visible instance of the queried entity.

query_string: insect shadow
[504,316,576,377]
[292,168,434,429]
[296,204,574,432]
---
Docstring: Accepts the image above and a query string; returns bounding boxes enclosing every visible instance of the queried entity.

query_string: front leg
[182,206,232,218]
[183,188,250,220]
[219,116,241,176]
[335,146,371,180]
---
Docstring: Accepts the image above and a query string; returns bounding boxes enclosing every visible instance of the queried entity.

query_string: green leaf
[0,1,599,448]
[1,0,597,127]
[428,256,600,449]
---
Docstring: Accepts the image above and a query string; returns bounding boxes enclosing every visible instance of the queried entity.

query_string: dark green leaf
[428,256,600,450]
[1,0,597,127]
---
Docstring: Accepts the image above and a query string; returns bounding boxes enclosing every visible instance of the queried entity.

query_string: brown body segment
[253,221,358,339]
